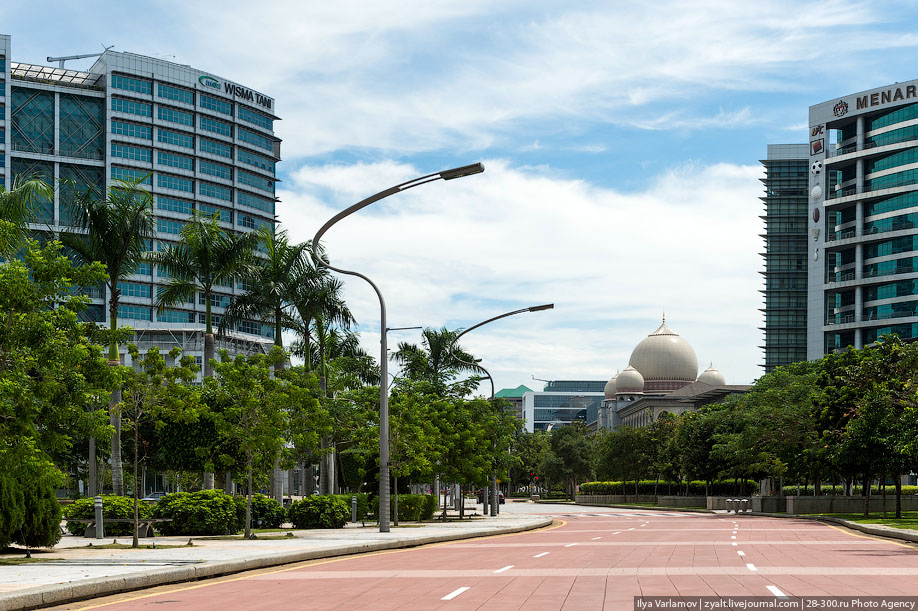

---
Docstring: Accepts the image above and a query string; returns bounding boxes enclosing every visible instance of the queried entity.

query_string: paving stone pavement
[0,506,551,611]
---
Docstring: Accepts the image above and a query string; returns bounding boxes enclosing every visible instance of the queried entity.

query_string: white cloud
[277,158,765,393]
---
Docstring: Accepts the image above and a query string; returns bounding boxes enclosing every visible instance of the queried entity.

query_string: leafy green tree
[121,345,199,547]
[674,409,720,494]
[387,380,440,524]
[595,425,649,495]
[60,177,154,496]
[393,327,482,392]
[0,176,53,259]
[152,212,259,378]
[541,422,593,499]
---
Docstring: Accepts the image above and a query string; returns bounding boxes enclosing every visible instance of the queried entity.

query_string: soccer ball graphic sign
[811,160,823,175]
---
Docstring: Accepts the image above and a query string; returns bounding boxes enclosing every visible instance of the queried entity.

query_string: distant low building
[494,385,532,421]
[521,380,605,433]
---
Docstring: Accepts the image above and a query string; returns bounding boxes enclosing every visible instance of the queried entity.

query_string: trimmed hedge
[152,490,239,536]
[333,493,370,521]
[234,494,286,530]
[63,495,151,536]
[780,484,918,496]
[372,494,436,522]
[288,495,349,529]
[580,480,759,496]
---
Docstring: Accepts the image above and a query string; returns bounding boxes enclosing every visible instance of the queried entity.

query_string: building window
[112,120,152,140]
[199,115,232,137]
[157,173,193,193]
[157,128,194,149]
[199,292,231,308]
[200,93,233,115]
[111,74,152,95]
[198,203,232,223]
[158,309,194,323]
[237,148,275,173]
[238,127,273,152]
[60,95,105,160]
[237,190,275,214]
[199,181,232,201]
[238,169,274,194]
[157,105,194,127]
[157,196,193,215]
[238,105,273,130]
[111,166,152,184]
[157,151,194,171]
[118,305,151,321]
[157,219,186,235]
[111,97,152,117]
[200,137,232,158]
[157,83,194,105]
[118,282,152,299]
[111,143,152,162]
[199,159,232,180]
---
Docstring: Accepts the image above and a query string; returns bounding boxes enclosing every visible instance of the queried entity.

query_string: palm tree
[60,177,155,496]
[290,275,355,391]
[219,227,307,360]
[393,327,483,390]
[151,212,259,378]
[0,176,53,259]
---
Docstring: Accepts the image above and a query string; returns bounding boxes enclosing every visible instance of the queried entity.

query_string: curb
[0,517,553,611]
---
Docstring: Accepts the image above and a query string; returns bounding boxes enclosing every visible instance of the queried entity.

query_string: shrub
[288,495,349,529]
[780,484,918,496]
[333,493,369,522]
[153,490,239,535]
[370,494,436,522]
[14,481,62,548]
[63,495,150,536]
[421,494,437,521]
[234,494,286,530]
[579,480,759,496]
[0,477,25,549]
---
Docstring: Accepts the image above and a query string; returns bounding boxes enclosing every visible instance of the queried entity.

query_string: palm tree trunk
[201,292,216,489]
[132,424,140,549]
[393,475,399,526]
[245,454,254,538]
[108,298,125,496]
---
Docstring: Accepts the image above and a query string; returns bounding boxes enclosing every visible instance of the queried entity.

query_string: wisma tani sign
[198,75,273,111]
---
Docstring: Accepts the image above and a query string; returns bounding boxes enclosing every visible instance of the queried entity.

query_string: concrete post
[94,496,104,539]
[351,496,358,523]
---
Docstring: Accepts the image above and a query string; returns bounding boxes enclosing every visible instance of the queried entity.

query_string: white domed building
[597,316,750,430]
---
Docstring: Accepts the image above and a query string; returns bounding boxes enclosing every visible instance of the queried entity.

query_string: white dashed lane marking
[533,552,549,558]
[442,587,470,600]
[746,563,758,572]
[493,565,513,574]
[766,585,788,598]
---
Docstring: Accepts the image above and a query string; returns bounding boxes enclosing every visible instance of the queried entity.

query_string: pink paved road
[61,508,918,610]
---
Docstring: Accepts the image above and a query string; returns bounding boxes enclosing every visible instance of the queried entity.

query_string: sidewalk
[0,511,551,611]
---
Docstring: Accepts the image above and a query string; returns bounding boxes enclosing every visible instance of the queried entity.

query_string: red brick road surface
[74,508,918,610]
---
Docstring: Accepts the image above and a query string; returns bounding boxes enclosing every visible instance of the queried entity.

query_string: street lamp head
[528,303,554,312]
[439,163,485,181]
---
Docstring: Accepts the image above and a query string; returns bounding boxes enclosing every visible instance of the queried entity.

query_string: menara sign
[198,75,273,111]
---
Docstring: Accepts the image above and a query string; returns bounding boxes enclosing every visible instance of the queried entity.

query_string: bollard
[741,498,749,513]
[94,495,104,539]
[726,498,734,513]
[351,496,357,523]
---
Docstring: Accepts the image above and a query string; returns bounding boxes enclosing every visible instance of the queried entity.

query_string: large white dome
[629,320,698,385]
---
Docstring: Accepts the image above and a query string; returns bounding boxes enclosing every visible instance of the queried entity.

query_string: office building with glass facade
[809,79,918,356]
[759,144,809,371]
[521,380,605,433]
[0,34,279,363]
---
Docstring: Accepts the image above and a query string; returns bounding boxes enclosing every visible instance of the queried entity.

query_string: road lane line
[731,542,737,546]
[592,537,602,540]
[746,563,758,571]
[533,552,550,558]
[494,565,513,574]
[766,585,788,598]
[565,543,577,547]
[442,587,471,600]
[737,551,745,556]
[628,528,635,531]
[731,536,736,539]
[612,531,621,534]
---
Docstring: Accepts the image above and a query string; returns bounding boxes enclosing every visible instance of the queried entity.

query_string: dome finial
[662,311,665,324]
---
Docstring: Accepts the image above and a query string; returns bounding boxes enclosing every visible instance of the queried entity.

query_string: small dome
[697,363,726,386]
[629,319,698,383]
[604,373,618,399]
[615,366,644,393]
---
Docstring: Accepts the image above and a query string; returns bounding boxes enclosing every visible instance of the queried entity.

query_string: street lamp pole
[312,163,484,533]
[449,304,554,516]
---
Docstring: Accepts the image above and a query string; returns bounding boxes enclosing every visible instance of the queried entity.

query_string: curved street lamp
[311,163,485,533]
[449,303,554,516]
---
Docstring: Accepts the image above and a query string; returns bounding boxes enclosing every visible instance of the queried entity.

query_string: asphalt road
[55,503,918,610]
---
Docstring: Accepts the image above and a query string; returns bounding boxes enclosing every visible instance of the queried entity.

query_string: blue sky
[6,1,918,391]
